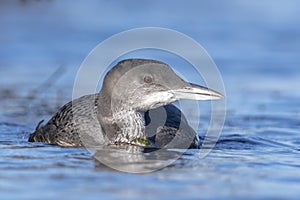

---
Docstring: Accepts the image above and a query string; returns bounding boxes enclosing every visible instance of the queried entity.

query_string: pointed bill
[172,83,224,101]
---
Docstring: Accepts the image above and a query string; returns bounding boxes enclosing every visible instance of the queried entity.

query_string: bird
[28,59,223,149]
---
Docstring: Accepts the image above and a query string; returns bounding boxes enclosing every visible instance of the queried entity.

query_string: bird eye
[143,75,153,83]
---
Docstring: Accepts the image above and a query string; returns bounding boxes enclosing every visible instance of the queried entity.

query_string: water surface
[1,1,300,199]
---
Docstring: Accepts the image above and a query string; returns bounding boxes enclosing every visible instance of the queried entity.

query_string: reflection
[92,144,185,173]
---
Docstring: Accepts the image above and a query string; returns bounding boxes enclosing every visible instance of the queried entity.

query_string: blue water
[1,0,300,199]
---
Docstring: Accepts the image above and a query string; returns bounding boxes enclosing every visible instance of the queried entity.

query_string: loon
[29,59,223,149]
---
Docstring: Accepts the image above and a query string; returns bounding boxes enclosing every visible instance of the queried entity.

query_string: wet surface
[1,0,300,199]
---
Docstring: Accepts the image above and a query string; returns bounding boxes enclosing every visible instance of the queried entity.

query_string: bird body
[29,59,223,149]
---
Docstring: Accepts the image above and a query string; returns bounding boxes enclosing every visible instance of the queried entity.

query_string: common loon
[29,59,223,149]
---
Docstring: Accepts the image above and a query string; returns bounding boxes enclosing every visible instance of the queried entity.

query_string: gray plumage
[29,59,223,149]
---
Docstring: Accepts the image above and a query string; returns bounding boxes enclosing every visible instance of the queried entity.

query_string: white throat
[112,110,148,146]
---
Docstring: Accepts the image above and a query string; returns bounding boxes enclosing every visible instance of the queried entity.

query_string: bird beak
[172,83,224,100]
[135,82,224,111]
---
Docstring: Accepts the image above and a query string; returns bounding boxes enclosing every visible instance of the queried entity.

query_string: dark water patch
[0,143,93,170]
[203,133,294,152]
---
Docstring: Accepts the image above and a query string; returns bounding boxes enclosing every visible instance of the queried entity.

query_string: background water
[1,0,300,199]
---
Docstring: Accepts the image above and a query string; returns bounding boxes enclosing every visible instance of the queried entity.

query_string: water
[1,0,300,199]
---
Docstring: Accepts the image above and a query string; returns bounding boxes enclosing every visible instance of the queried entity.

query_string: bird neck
[113,110,149,146]
[97,92,149,146]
